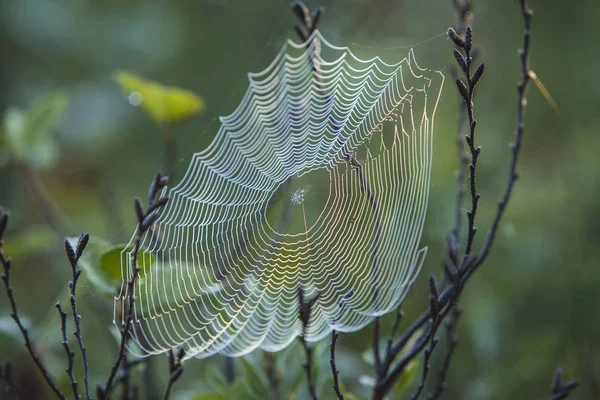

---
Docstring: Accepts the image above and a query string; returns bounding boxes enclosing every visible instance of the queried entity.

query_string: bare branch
[0,208,66,400]
[163,348,185,400]
[329,330,344,400]
[297,287,319,400]
[430,306,462,399]
[99,173,170,399]
[470,0,533,274]
[549,368,579,400]
[65,233,91,400]
[56,302,80,400]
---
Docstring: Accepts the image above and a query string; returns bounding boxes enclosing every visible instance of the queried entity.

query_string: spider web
[116,30,444,360]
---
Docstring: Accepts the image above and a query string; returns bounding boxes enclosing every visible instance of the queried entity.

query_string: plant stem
[0,210,66,400]
[330,330,344,400]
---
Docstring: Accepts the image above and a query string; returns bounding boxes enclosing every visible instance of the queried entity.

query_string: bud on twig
[159,176,169,188]
[295,24,308,41]
[291,1,311,29]
[471,62,485,87]
[149,196,170,213]
[134,198,144,223]
[453,49,468,74]
[447,27,465,48]
[76,233,89,259]
[0,212,8,240]
[64,239,76,267]
[141,212,158,231]
[311,7,324,31]
[465,27,473,51]
[551,369,562,393]
[456,79,469,101]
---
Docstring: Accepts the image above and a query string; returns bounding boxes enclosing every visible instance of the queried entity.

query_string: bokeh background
[0,0,598,399]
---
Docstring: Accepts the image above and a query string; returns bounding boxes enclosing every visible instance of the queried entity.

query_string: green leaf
[114,70,205,125]
[394,359,417,397]
[71,236,116,295]
[174,393,227,400]
[73,236,158,297]
[239,356,271,398]
[228,377,261,400]
[189,396,227,400]
[2,226,56,259]
[204,362,228,394]
[3,92,68,169]
[99,244,155,282]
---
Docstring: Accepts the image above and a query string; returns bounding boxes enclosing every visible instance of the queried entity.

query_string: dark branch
[0,208,67,400]
[373,22,486,399]
[297,287,319,400]
[163,348,185,400]
[290,1,324,40]
[453,25,485,262]
[409,276,441,400]
[329,330,344,400]
[65,233,91,400]
[56,301,80,400]
[386,309,404,356]
[99,173,170,399]
[371,1,567,398]
[549,369,579,400]
[471,0,532,273]
[430,306,462,399]
[373,317,382,374]
[449,0,473,260]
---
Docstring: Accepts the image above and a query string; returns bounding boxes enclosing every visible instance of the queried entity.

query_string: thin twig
[409,276,441,400]
[330,330,344,400]
[56,302,80,400]
[298,287,319,400]
[100,266,139,399]
[111,358,144,394]
[0,209,67,400]
[119,355,132,400]
[453,27,484,263]
[430,305,462,399]
[549,369,579,400]
[449,0,472,259]
[163,348,185,400]
[471,0,533,272]
[375,304,451,398]
[373,317,382,374]
[300,334,317,400]
[410,333,439,400]
[65,234,92,400]
[386,309,404,356]
[372,1,549,396]
[100,173,169,399]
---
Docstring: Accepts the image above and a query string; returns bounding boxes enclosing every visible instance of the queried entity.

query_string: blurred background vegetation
[0,0,597,399]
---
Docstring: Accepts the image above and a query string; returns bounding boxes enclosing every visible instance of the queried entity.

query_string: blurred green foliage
[3,92,68,169]
[0,0,597,399]
[114,71,205,125]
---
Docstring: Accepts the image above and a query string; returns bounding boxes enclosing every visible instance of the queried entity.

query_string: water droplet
[128,91,143,106]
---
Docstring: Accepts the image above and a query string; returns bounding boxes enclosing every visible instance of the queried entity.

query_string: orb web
[116,30,444,360]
